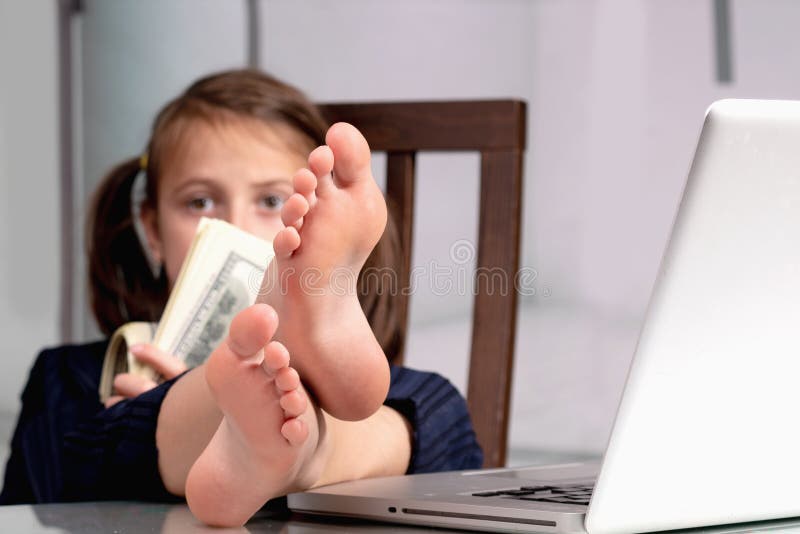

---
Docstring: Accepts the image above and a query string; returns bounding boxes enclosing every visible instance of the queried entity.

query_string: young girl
[0,69,482,526]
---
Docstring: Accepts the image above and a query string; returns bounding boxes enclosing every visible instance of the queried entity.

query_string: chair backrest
[319,100,526,468]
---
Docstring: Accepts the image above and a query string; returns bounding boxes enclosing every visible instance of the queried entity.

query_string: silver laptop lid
[587,100,800,534]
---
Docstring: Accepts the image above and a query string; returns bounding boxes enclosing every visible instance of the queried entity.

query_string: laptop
[288,99,800,533]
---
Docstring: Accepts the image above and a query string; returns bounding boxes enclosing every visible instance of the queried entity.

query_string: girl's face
[141,117,309,287]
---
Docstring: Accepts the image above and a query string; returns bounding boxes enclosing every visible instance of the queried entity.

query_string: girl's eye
[259,195,285,211]
[187,197,215,213]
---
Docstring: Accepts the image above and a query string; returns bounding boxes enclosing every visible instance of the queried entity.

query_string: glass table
[3,501,800,534]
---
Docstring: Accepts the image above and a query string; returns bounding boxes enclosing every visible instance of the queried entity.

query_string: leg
[259,122,390,421]
[185,304,327,527]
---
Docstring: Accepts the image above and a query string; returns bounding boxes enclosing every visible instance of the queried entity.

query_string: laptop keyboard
[472,484,594,506]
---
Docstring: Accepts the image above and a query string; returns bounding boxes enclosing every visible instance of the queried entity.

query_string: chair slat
[320,101,525,152]
[468,149,524,468]
[385,152,416,365]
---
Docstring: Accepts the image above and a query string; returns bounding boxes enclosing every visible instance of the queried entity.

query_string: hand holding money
[105,343,188,407]
[98,218,274,403]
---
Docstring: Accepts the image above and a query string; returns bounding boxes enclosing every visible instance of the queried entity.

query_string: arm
[60,374,186,502]
[157,364,481,495]
[0,343,185,504]
[312,366,482,488]
[0,350,50,504]
[155,363,413,494]
[156,364,222,495]
[315,403,413,487]
[385,366,483,473]
[105,343,188,408]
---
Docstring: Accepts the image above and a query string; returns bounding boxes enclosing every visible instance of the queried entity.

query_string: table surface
[3,502,800,534]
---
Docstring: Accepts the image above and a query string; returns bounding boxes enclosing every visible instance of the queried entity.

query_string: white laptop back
[290,100,800,534]
[587,99,800,533]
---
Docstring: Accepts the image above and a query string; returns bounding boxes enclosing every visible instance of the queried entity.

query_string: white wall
[0,2,60,416]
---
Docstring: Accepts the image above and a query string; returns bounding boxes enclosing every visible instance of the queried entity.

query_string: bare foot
[259,122,390,421]
[185,304,326,527]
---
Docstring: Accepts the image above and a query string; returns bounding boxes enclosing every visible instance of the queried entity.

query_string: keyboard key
[520,485,556,492]
[475,483,594,505]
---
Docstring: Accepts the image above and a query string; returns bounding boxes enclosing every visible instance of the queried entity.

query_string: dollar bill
[98,321,158,403]
[173,253,264,368]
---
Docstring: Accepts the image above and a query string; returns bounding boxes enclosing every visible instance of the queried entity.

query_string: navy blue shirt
[0,341,482,504]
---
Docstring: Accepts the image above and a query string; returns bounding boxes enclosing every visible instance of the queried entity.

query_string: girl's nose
[226,206,247,229]
[226,206,262,237]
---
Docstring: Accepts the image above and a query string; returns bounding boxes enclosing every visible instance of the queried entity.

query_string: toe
[325,122,372,187]
[274,366,300,392]
[279,390,307,417]
[281,193,309,228]
[261,341,289,374]
[281,418,308,446]
[273,227,301,258]
[293,168,318,208]
[226,304,278,358]
[308,145,335,194]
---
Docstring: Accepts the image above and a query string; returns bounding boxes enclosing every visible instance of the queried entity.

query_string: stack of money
[99,218,274,403]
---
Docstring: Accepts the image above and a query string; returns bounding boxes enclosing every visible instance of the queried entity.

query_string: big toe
[325,122,372,186]
[227,304,279,358]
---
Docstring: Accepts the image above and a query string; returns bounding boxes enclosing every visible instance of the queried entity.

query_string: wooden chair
[319,101,527,468]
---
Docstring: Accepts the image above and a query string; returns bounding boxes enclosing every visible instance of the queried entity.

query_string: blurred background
[1,0,799,477]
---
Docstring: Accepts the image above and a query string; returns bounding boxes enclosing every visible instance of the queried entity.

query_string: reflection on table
[2,501,800,534]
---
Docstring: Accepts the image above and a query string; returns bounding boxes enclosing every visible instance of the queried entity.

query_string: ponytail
[87,158,167,335]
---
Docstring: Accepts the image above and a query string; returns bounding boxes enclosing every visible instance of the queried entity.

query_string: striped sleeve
[61,373,187,502]
[385,366,483,473]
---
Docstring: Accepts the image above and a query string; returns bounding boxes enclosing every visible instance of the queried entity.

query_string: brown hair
[87,69,404,361]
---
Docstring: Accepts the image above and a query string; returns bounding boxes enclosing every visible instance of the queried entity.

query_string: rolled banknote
[98,321,158,402]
